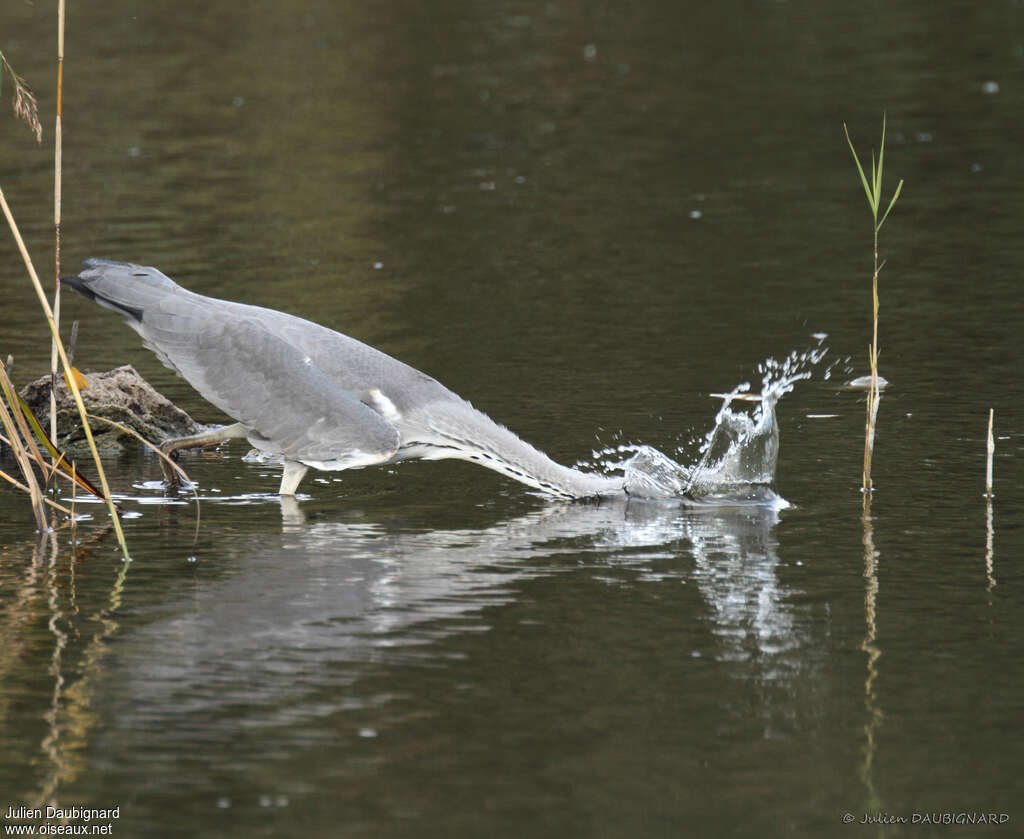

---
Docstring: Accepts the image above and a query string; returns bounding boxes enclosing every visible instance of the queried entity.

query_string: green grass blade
[877,178,904,231]
[870,151,880,217]
[844,124,875,212]
[875,153,884,212]
[877,113,887,189]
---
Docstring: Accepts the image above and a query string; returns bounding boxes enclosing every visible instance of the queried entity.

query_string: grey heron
[63,259,627,499]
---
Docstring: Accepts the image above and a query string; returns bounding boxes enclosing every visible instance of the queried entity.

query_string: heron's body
[63,259,625,499]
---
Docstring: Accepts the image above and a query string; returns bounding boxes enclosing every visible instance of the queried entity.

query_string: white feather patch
[367,388,402,423]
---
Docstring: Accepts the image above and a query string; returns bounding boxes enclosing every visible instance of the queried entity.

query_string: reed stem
[50,0,66,446]
[0,368,48,529]
[0,185,130,558]
[844,116,902,493]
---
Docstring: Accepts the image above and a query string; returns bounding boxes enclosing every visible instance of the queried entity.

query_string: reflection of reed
[984,411,995,592]
[859,494,883,818]
[0,533,79,807]
[0,537,53,727]
[28,526,129,808]
[36,532,68,807]
[985,501,996,592]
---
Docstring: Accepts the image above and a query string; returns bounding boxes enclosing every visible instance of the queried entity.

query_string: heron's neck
[406,401,625,500]
[474,445,626,500]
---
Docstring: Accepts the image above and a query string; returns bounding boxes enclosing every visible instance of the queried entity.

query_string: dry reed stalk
[0,425,104,506]
[0,380,48,529]
[11,384,117,504]
[0,185,130,558]
[860,215,883,495]
[50,0,66,445]
[0,361,56,487]
[861,368,877,492]
[0,463,74,516]
[0,362,112,509]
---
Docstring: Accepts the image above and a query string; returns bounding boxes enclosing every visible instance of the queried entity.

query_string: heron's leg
[279,460,309,496]
[278,495,305,525]
[158,422,249,484]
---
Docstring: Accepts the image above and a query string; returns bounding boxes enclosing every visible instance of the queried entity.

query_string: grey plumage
[62,259,625,498]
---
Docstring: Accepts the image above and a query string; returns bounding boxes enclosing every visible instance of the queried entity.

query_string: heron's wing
[140,297,401,465]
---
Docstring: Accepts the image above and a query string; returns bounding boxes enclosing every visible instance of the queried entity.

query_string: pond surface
[2,1,1023,836]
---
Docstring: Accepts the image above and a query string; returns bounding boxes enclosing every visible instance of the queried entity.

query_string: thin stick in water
[985,408,994,498]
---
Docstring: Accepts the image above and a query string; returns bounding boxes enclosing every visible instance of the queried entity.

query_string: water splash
[592,346,828,505]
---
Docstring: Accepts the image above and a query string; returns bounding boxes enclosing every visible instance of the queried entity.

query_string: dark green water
[2,1,1023,836]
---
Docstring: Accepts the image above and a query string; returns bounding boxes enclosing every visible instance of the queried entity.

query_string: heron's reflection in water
[110,496,795,723]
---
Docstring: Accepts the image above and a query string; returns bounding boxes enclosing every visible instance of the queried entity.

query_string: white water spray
[589,346,829,505]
